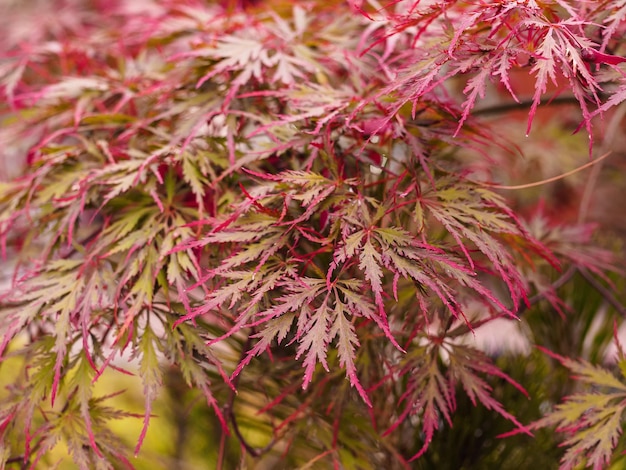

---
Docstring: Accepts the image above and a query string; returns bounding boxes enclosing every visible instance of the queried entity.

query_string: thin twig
[523,266,578,311]
[448,266,578,338]
[223,333,277,461]
[5,456,26,465]
[578,267,626,319]
[473,93,609,117]
[483,151,612,190]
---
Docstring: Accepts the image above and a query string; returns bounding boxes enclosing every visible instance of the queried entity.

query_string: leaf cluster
[0,0,625,468]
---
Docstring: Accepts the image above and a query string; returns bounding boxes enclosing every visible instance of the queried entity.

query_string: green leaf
[359,239,384,300]
[136,324,162,454]
[181,151,208,201]
[533,350,626,469]
[80,113,136,125]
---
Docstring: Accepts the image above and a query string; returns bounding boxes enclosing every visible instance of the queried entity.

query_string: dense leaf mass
[0,0,625,468]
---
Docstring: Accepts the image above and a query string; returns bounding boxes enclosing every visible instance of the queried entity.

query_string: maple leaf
[531,347,626,470]
[384,344,454,460]
[365,2,615,149]
[185,7,320,89]
[600,0,626,52]
[133,325,162,456]
[447,343,530,431]
[229,275,374,402]
[388,341,530,461]
[1,0,625,467]
[593,82,626,117]
[329,298,369,404]
[420,179,528,311]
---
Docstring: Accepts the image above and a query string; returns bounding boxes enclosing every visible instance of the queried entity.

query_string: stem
[578,267,626,319]
[483,151,611,190]
[473,93,609,117]
[522,266,578,311]
[217,426,226,470]
[223,333,277,461]
[4,455,27,468]
[447,266,577,338]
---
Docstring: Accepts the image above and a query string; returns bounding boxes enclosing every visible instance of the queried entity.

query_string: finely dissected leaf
[180,151,208,204]
[421,180,527,310]
[165,320,228,430]
[329,300,369,405]
[593,82,626,116]
[233,312,297,379]
[297,295,332,388]
[187,9,319,89]
[385,346,453,460]
[68,351,100,457]
[447,344,530,432]
[230,273,379,404]
[390,341,530,461]
[1,0,624,467]
[528,27,558,135]
[136,324,162,455]
[359,239,384,303]
[532,348,626,470]
[98,160,146,203]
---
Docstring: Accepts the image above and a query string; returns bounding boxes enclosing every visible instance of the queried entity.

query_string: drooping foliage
[0,0,625,468]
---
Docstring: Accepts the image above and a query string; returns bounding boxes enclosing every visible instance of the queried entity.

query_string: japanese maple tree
[1,0,625,468]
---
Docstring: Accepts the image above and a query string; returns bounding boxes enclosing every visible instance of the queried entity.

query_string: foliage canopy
[1,0,625,468]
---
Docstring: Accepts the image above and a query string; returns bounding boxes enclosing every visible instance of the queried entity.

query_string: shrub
[1,1,625,468]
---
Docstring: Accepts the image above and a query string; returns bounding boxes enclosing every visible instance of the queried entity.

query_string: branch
[482,152,612,190]
[5,455,27,469]
[221,333,277,463]
[447,266,577,339]
[578,267,626,319]
[522,266,578,312]
[450,263,626,340]
[473,93,609,117]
